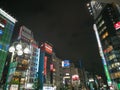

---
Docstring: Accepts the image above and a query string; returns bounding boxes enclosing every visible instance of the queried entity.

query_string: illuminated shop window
[14,71,21,76]
[21,59,28,65]
[21,78,25,84]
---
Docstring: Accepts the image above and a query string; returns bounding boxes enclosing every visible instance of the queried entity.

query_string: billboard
[41,43,53,54]
[62,60,70,67]
[18,26,33,42]
[114,21,120,30]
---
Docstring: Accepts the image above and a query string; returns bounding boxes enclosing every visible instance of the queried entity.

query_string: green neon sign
[104,65,111,82]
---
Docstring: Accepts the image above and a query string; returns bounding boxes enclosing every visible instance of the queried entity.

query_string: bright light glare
[24,47,30,54]
[9,46,15,52]
[16,44,22,50]
[17,50,23,56]
[87,3,90,7]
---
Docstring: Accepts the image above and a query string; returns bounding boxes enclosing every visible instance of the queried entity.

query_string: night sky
[0,0,105,76]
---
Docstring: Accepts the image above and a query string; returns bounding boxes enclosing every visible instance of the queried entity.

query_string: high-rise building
[6,26,40,90]
[88,1,120,89]
[96,0,120,5]
[18,26,40,89]
[39,42,53,89]
[0,8,17,84]
[52,53,63,90]
[26,40,40,89]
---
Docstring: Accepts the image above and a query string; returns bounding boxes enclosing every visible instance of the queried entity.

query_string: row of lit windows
[108,62,120,70]
[96,16,102,25]
[102,32,108,39]
[104,45,113,53]
[111,71,120,79]
[14,71,26,77]
[99,26,107,35]
[10,77,26,84]
[109,52,120,59]
[108,54,116,60]
[98,20,105,29]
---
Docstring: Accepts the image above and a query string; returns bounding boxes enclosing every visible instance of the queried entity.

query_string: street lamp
[5,41,30,90]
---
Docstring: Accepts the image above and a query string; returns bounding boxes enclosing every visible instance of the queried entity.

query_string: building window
[108,54,116,60]
[99,26,107,34]
[102,32,108,39]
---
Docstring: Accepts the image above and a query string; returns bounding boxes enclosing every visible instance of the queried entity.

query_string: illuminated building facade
[7,26,40,89]
[18,26,40,89]
[0,8,16,84]
[62,60,71,85]
[52,53,63,90]
[25,40,40,89]
[88,1,120,89]
[39,42,53,89]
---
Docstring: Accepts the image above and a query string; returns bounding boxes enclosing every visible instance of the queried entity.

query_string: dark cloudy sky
[0,0,105,76]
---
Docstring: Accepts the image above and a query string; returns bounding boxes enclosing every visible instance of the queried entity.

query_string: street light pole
[4,41,30,90]
[4,49,16,90]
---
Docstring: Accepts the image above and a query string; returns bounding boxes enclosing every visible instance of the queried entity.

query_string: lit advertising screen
[62,60,70,67]
[114,21,120,30]
[72,75,79,81]
[0,30,3,35]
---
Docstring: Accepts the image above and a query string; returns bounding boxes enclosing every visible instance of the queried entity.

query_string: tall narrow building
[6,26,40,89]
[88,0,120,89]
[17,26,40,89]
[39,42,53,90]
[0,8,17,84]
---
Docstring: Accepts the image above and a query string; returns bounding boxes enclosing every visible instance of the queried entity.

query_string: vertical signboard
[18,26,33,42]
[44,56,47,75]
[62,60,70,67]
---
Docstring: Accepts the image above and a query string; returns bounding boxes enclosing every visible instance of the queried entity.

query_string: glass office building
[0,8,16,81]
[88,1,120,89]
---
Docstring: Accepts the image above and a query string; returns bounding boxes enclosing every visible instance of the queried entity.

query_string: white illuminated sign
[0,8,17,23]
[0,23,5,28]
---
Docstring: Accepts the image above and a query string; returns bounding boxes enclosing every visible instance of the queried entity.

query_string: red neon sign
[50,64,54,71]
[41,43,53,54]
[114,21,120,30]
[44,56,47,75]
